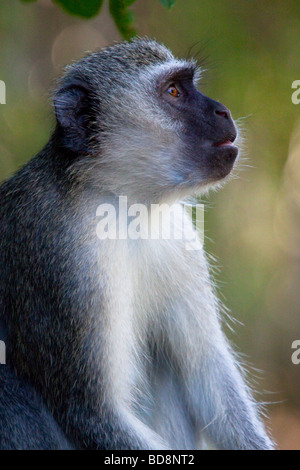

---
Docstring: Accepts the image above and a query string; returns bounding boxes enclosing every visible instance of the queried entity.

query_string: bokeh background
[1,0,300,449]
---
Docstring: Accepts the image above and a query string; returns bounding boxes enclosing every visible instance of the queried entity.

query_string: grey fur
[0,38,274,450]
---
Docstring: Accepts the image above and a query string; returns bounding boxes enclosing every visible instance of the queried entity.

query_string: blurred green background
[1,0,300,449]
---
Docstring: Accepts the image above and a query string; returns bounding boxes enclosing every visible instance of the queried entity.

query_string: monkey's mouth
[215,140,235,147]
[214,135,237,148]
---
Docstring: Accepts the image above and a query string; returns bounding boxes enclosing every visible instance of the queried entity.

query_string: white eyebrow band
[139,59,203,87]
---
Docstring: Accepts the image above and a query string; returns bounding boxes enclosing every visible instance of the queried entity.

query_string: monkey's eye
[167,84,181,98]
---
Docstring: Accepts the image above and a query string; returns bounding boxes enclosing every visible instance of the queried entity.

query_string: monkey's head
[54,38,238,202]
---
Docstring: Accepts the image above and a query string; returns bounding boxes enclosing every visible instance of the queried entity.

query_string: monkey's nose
[215,107,231,120]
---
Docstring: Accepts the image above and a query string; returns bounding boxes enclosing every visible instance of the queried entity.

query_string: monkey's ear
[54,82,93,154]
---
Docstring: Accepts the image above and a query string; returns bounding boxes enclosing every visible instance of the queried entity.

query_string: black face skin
[158,66,238,186]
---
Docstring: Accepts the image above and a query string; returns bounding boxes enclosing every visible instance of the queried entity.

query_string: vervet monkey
[0,38,274,450]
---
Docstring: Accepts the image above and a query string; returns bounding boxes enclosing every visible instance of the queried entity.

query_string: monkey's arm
[184,336,274,450]
[168,305,274,449]
[163,244,274,450]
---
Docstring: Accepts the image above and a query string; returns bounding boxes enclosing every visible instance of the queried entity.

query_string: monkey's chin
[171,145,239,198]
[188,145,239,195]
[207,144,239,181]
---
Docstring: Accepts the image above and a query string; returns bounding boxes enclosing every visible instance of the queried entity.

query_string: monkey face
[53,39,239,201]
[153,63,239,190]
[105,58,239,200]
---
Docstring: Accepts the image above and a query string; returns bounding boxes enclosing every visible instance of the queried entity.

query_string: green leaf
[109,0,137,41]
[121,0,136,6]
[53,0,104,19]
[159,0,177,9]
[20,0,37,2]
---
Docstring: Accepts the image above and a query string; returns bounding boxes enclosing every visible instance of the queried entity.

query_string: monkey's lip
[214,138,236,148]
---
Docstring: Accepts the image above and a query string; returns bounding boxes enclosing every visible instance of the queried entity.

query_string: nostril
[215,109,229,119]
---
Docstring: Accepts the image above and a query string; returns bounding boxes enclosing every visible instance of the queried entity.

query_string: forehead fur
[62,38,174,82]
[56,38,200,110]
[99,37,174,67]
